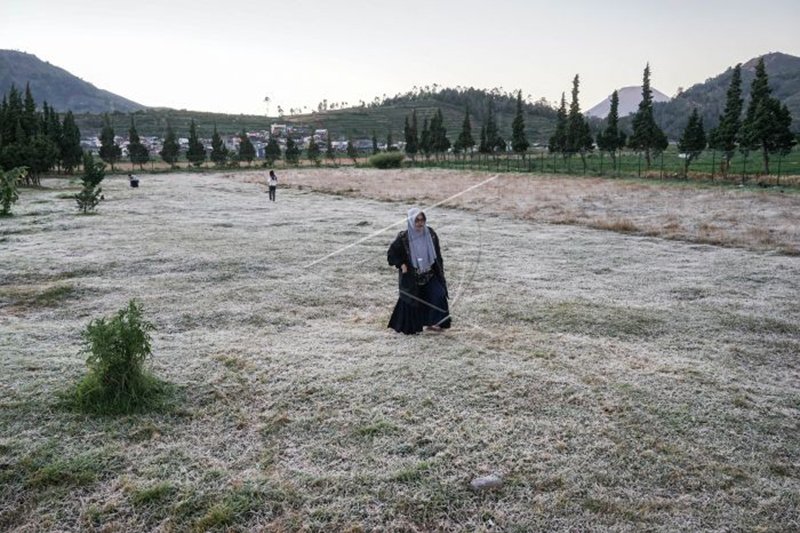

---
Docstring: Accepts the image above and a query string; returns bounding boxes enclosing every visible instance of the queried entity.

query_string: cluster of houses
[80,124,381,159]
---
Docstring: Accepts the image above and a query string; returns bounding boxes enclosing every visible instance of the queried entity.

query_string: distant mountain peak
[0,49,145,113]
[741,51,800,72]
[586,86,670,119]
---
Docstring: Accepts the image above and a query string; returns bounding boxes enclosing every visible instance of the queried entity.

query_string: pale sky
[2,0,798,116]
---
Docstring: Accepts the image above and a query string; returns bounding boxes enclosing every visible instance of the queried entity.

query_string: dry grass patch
[258,167,800,254]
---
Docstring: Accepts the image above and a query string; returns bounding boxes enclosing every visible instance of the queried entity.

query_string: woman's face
[414,214,426,231]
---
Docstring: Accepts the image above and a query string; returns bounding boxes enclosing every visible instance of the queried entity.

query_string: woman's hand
[401,264,408,273]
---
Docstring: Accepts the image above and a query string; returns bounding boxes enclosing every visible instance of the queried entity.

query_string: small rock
[469,474,503,491]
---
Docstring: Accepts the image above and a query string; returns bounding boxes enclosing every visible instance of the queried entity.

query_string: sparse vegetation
[71,299,168,414]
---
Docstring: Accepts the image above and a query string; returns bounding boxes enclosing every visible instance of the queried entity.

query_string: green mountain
[650,52,800,139]
[0,49,145,113]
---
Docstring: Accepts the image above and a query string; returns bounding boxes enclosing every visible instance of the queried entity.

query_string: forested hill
[282,87,559,143]
[651,52,800,139]
[0,50,145,114]
[72,88,560,143]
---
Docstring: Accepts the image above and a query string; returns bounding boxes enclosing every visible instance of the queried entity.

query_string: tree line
[401,90,532,159]
[559,60,796,176]
[0,83,83,184]
[3,60,797,183]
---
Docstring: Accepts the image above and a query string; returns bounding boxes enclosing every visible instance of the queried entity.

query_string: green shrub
[368,152,405,169]
[1,166,27,216]
[73,299,168,414]
[75,153,105,214]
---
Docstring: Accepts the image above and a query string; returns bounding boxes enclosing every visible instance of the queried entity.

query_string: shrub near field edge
[368,152,405,169]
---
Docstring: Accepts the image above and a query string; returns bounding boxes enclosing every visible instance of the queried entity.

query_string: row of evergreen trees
[398,60,796,177]
[402,91,532,158]
[566,60,796,175]
[0,84,83,183]
[705,59,796,174]
[4,61,797,179]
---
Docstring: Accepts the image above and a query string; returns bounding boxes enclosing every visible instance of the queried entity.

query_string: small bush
[72,299,169,414]
[1,166,27,216]
[368,152,405,169]
[75,153,105,214]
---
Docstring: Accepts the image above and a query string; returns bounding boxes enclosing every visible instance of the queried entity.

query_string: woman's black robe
[387,228,451,334]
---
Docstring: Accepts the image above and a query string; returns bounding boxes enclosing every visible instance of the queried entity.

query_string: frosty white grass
[1,171,798,531]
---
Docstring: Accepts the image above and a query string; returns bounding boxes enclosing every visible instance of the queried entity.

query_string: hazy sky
[3,0,798,116]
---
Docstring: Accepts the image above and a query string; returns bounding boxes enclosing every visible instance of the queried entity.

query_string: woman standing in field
[387,208,451,334]
[267,170,278,201]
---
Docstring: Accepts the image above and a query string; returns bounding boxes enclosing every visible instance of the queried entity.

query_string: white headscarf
[407,207,437,272]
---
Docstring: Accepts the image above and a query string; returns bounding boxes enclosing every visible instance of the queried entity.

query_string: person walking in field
[267,170,278,201]
[387,207,451,334]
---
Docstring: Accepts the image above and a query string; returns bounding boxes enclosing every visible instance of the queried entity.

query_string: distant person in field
[387,207,451,334]
[267,170,278,201]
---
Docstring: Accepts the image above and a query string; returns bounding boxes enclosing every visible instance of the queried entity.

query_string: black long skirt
[388,276,451,334]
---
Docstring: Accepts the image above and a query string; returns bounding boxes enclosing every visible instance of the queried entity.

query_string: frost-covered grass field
[1,170,799,531]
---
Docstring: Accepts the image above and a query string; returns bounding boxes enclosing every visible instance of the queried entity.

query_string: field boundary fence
[404,146,800,187]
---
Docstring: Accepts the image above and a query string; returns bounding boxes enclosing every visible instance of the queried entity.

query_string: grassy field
[1,169,799,531]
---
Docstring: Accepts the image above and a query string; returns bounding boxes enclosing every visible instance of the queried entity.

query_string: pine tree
[75,153,105,213]
[27,134,59,183]
[740,57,797,174]
[60,111,83,174]
[454,106,475,155]
[678,109,707,177]
[210,125,228,166]
[774,103,798,158]
[99,113,122,170]
[429,109,450,154]
[306,132,321,164]
[409,110,419,156]
[596,90,626,167]
[325,131,336,164]
[238,130,255,165]
[511,90,529,155]
[420,118,431,157]
[159,124,179,167]
[478,125,488,154]
[264,137,281,165]
[21,83,38,139]
[43,102,63,171]
[186,120,206,167]
[285,136,300,164]
[346,138,358,163]
[628,63,668,168]
[707,64,743,175]
[127,117,149,170]
[566,75,593,168]
[485,102,500,153]
[404,111,419,158]
[2,86,23,146]
[548,93,567,155]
